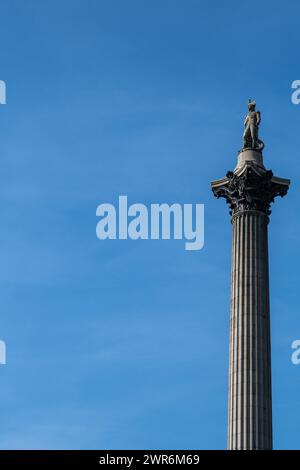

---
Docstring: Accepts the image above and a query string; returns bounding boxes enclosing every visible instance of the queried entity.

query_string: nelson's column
[211,100,290,450]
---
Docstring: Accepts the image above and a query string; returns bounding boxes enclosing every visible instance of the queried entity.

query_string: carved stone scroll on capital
[212,166,289,216]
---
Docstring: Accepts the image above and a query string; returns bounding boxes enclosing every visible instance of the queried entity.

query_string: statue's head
[248,99,256,111]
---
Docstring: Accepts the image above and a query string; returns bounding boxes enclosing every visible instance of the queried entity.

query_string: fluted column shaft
[228,210,272,450]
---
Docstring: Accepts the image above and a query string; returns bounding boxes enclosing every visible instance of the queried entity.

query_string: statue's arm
[256,111,261,126]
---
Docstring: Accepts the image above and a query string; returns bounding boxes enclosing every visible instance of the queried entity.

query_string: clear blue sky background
[0,0,299,450]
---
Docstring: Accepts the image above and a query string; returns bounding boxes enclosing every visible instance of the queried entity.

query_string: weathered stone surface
[228,210,272,450]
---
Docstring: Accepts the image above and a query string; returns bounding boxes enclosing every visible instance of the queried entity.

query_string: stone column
[212,149,290,450]
[228,209,271,449]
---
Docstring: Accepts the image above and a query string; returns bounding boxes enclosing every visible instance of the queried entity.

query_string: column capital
[211,161,290,217]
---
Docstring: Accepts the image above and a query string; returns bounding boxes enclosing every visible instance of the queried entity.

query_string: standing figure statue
[243,99,264,151]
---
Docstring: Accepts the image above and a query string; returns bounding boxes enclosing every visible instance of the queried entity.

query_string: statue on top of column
[243,99,264,151]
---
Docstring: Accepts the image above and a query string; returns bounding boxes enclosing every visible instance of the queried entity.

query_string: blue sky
[0,0,299,449]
